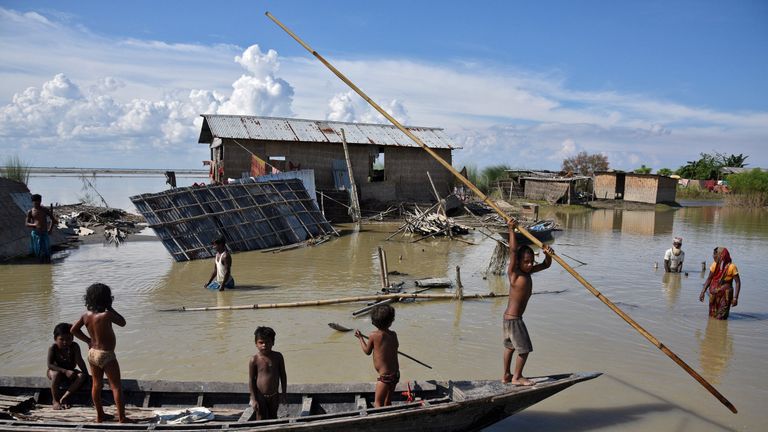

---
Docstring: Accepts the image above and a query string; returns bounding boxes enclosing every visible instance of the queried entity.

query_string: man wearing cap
[664,237,685,273]
[205,236,235,291]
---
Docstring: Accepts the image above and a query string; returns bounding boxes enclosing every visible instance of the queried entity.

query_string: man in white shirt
[664,237,685,273]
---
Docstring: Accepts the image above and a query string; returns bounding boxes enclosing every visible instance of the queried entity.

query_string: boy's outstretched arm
[354,330,374,355]
[70,317,91,347]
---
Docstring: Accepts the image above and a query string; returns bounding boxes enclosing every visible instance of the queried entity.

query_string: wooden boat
[0,372,599,431]
[498,219,559,245]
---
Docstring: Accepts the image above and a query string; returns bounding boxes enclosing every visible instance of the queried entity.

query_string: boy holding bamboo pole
[503,219,553,385]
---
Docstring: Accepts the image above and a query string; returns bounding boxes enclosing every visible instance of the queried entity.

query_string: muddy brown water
[1,206,766,431]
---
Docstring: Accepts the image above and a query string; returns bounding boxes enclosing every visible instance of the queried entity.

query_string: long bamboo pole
[161,292,503,312]
[264,11,737,414]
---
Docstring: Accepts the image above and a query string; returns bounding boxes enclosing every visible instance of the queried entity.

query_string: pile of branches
[403,208,469,237]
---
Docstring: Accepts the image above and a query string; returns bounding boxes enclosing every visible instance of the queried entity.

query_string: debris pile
[403,211,469,237]
[55,204,146,245]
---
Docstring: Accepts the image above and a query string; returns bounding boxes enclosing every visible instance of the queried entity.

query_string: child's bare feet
[96,412,115,423]
[510,377,535,386]
[118,417,134,423]
[502,373,513,384]
[52,400,62,410]
[59,394,72,409]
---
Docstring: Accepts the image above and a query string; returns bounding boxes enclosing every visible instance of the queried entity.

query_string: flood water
[1,204,766,431]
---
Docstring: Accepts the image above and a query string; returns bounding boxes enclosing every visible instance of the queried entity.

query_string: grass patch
[1,155,31,185]
[675,187,723,201]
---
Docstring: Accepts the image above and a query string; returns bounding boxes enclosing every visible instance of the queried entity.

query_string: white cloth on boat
[154,407,214,424]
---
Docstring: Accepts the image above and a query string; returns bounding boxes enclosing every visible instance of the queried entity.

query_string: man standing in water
[205,236,235,291]
[503,219,553,385]
[664,237,685,273]
[25,193,57,263]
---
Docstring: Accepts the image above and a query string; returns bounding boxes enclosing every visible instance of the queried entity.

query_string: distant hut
[522,175,592,205]
[593,171,626,200]
[623,173,677,204]
[197,115,459,204]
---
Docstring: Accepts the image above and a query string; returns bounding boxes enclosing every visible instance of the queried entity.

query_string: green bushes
[725,169,768,207]
[1,155,31,185]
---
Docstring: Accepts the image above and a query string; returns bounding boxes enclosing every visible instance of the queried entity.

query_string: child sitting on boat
[47,322,89,410]
[205,236,235,291]
[71,283,130,423]
[249,326,287,420]
[355,304,400,407]
[503,219,553,386]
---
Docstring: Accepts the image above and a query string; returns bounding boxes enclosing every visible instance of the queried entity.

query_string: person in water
[700,247,741,320]
[664,236,685,273]
[26,193,57,263]
[205,236,235,290]
[502,219,553,386]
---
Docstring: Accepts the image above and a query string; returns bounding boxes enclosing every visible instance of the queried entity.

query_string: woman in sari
[699,247,741,319]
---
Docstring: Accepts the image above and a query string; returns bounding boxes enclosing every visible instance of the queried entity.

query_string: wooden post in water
[265,11,737,414]
[340,129,361,224]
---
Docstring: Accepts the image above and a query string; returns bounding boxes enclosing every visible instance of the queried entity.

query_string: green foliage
[1,154,31,185]
[634,165,652,174]
[676,152,750,180]
[656,168,674,176]
[727,169,768,194]
[561,151,609,175]
[478,164,511,193]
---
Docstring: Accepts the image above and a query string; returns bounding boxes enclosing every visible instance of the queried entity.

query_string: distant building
[593,171,626,200]
[594,171,677,204]
[197,115,459,203]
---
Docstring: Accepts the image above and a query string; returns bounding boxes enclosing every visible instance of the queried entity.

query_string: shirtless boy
[26,194,57,263]
[355,304,400,407]
[248,327,287,420]
[71,283,130,423]
[47,323,89,410]
[503,219,553,385]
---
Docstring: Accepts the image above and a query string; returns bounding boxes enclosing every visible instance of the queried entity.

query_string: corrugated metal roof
[198,115,459,149]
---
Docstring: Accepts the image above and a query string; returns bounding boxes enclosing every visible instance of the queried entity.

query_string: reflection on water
[696,319,733,385]
[1,206,767,431]
[661,272,683,307]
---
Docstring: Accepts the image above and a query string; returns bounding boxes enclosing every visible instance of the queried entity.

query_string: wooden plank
[300,395,313,416]
[415,278,452,287]
[238,406,256,422]
[355,394,367,411]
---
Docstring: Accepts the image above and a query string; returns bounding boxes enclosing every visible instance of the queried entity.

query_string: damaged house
[198,115,459,204]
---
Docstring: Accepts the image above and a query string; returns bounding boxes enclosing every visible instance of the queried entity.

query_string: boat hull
[0,372,599,431]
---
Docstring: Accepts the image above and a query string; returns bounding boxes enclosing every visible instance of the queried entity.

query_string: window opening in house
[369,148,385,182]
[268,156,286,173]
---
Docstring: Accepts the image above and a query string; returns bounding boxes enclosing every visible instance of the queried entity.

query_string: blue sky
[0,0,766,171]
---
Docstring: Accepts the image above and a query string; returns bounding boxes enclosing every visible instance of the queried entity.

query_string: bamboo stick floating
[265,11,737,414]
[161,292,504,312]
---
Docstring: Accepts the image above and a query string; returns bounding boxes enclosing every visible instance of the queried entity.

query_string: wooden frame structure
[130,179,334,262]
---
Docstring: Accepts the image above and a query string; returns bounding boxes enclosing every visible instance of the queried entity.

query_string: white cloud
[325,91,410,125]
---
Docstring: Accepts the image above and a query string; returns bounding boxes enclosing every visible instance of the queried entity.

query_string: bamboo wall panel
[130,179,334,262]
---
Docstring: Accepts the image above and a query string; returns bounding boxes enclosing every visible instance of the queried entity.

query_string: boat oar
[266,12,736,414]
[328,323,432,369]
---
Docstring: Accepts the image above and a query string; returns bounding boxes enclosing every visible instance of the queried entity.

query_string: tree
[634,165,652,174]
[561,151,609,176]
[657,168,674,176]
[676,152,750,180]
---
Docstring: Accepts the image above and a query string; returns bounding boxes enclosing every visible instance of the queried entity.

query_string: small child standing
[248,327,287,420]
[503,219,553,385]
[47,322,89,410]
[355,304,400,407]
[71,283,130,423]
